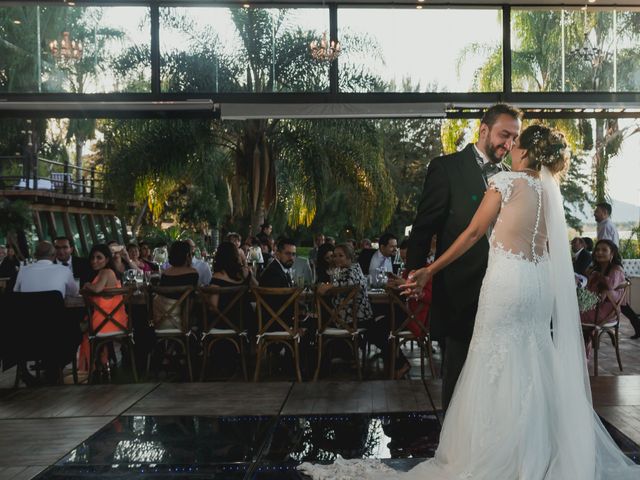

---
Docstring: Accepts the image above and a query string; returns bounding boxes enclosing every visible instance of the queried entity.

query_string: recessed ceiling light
[416,5,423,9]
[68,1,76,5]
[418,0,425,2]
[243,3,250,7]
[13,19,21,24]
[588,0,596,2]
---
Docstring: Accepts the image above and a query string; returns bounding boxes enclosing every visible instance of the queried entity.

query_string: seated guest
[256,222,273,246]
[84,244,128,326]
[151,241,199,330]
[53,236,93,287]
[315,243,335,284]
[260,238,273,266]
[583,236,594,253]
[11,241,80,384]
[580,239,628,357]
[317,243,372,326]
[398,239,409,265]
[0,244,20,280]
[258,238,298,330]
[186,238,212,285]
[259,238,296,288]
[159,241,199,293]
[572,237,592,277]
[309,233,325,265]
[369,233,398,275]
[127,243,152,273]
[107,240,136,277]
[209,241,256,335]
[14,241,78,298]
[226,232,249,271]
[138,241,159,272]
[81,244,129,370]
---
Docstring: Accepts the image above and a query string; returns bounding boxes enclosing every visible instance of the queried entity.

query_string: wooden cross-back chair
[313,285,364,381]
[147,285,195,381]
[82,286,138,383]
[199,284,249,381]
[582,280,630,376]
[386,287,436,380]
[252,286,304,382]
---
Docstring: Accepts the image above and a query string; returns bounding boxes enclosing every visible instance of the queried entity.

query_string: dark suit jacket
[357,248,377,276]
[407,143,497,343]
[573,249,592,276]
[55,256,94,288]
[259,260,292,288]
[258,260,295,327]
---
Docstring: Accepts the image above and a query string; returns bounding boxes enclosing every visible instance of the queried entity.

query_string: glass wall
[160,7,330,93]
[0,4,151,93]
[337,7,503,93]
[79,214,95,250]
[511,8,640,92]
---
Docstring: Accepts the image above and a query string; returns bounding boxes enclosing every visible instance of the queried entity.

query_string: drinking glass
[124,269,136,285]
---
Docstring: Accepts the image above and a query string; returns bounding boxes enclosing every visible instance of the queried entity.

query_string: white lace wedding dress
[300,169,640,480]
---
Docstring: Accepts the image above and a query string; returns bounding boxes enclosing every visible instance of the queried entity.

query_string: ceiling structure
[1,1,640,119]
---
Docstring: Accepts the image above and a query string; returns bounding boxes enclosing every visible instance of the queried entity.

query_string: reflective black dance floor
[35,413,638,479]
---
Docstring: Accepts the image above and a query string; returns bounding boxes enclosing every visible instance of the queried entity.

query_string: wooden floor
[0,317,638,480]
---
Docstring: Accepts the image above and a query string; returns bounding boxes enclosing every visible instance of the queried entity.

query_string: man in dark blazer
[53,236,94,287]
[406,104,522,412]
[259,238,296,325]
[571,237,592,276]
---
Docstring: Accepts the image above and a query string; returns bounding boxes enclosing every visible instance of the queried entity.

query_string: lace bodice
[488,171,547,263]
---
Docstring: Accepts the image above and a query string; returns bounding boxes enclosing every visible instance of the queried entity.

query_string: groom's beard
[482,140,509,164]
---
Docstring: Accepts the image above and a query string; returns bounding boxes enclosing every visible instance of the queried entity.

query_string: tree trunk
[131,203,148,237]
[75,137,84,185]
[593,119,607,203]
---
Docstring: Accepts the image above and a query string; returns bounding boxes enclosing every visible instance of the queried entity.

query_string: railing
[0,155,104,199]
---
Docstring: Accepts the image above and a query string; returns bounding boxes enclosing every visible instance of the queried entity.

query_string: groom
[406,103,522,412]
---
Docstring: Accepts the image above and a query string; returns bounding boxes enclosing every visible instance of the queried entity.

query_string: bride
[300,124,640,479]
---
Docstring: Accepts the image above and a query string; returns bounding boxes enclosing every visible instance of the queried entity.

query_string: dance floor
[0,376,638,480]
[2,319,639,480]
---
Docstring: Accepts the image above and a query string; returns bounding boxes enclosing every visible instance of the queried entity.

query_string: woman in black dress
[314,243,335,284]
[209,241,256,337]
[152,241,199,330]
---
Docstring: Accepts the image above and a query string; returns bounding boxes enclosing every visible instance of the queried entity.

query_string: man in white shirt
[186,238,212,285]
[369,233,398,274]
[595,202,620,247]
[14,241,79,298]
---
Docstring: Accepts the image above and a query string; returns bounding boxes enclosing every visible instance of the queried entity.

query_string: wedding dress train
[300,169,640,479]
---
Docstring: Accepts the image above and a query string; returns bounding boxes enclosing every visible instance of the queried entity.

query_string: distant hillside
[571,199,640,224]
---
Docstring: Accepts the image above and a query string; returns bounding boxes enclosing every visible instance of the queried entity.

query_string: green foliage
[620,225,640,260]
[0,199,32,236]
[137,224,193,246]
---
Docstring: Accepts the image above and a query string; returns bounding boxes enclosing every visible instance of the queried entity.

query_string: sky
[95,6,640,209]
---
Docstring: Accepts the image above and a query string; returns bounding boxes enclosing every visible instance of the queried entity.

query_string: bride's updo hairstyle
[518,124,570,176]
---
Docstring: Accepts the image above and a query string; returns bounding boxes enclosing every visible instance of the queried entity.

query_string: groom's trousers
[441,336,470,413]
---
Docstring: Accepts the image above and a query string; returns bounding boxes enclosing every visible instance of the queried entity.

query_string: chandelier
[49,31,83,63]
[309,32,341,62]
[570,9,607,68]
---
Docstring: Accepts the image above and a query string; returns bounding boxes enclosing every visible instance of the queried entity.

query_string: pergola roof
[2,0,640,119]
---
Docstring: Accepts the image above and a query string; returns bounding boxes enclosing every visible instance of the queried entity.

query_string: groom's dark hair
[481,104,523,128]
